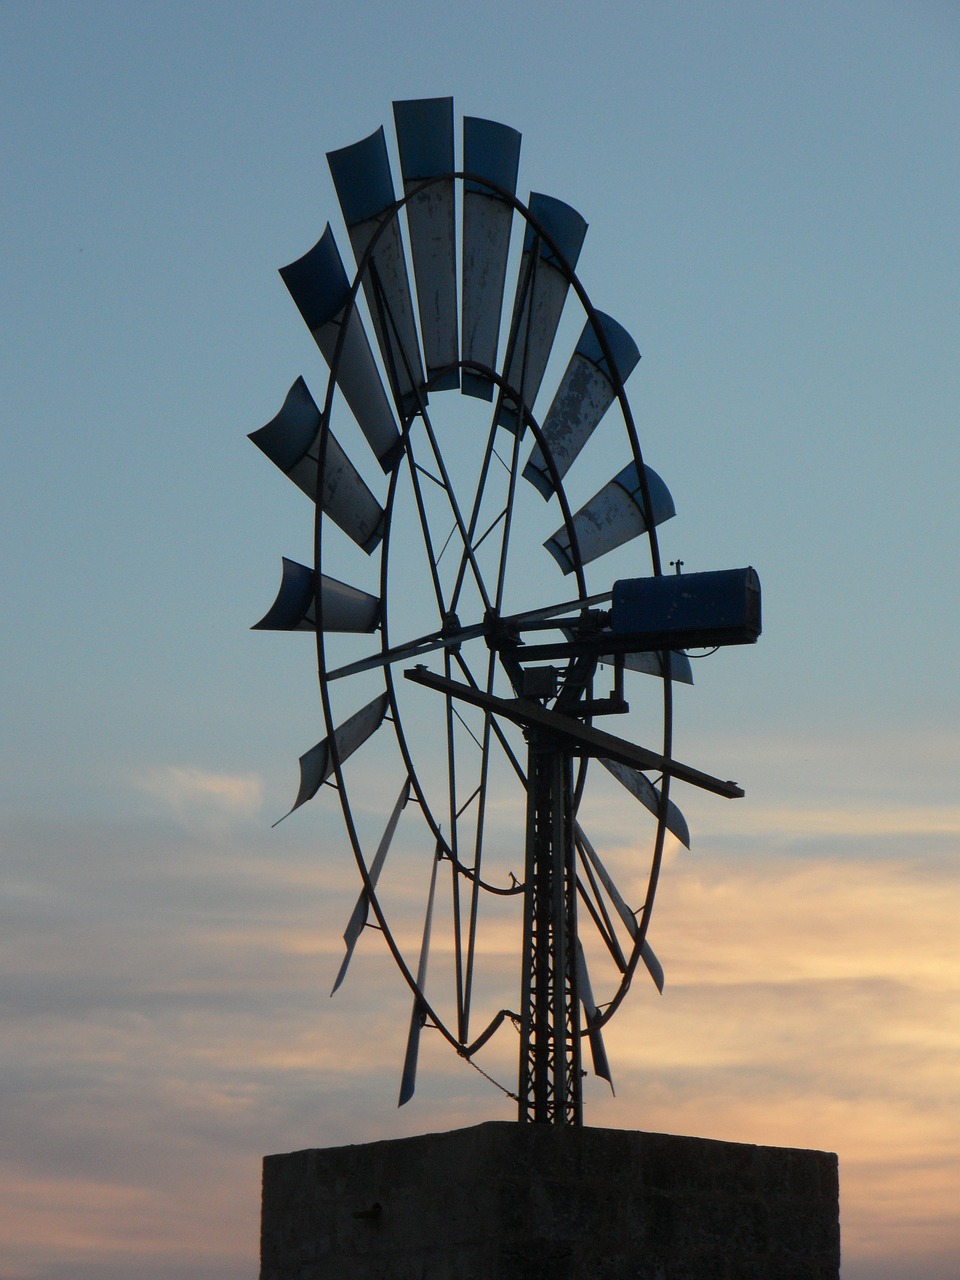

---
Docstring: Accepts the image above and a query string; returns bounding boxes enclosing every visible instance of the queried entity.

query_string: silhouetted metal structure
[251,97,760,1125]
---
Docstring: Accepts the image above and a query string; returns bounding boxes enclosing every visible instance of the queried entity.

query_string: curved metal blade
[280,227,401,472]
[461,115,521,401]
[252,558,380,633]
[327,128,424,415]
[598,758,691,849]
[576,940,613,1087]
[497,193,587,435]
[249,378,385,553]
[575,824,665,993]
[399,841,441,1106]
[603,650,695,685]
[332,778,410,995]
[544,463,675,573]
[524,313,640,498]
[278,693,389,821]
[394,98,458,391]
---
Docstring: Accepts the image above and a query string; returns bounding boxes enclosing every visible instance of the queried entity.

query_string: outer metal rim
[312,173,673,1066]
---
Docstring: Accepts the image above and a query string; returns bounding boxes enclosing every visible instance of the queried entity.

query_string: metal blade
[544,462,675,573]
[576,824,665,993]
[640,938,665,994]
[249,378,385,553]
[598,758,691,849]
[575,941,613,1086]
[280,693,389,820]
[497,193,587,434]
[252,558,380,633]
[332,778,410,995]
[327,128,424,415]
[576,824,638,940]
[279,227,401,472]
[602,649,694,685]
[524,313,640,498]
[398,841,441,1106]
[461,115,521,401]
[393,97,458,391]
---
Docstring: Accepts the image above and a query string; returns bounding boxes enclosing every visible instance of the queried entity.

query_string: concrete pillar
[261,1121,840,1279]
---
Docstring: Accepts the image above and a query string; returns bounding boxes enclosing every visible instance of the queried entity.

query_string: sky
[2,2,959,1277]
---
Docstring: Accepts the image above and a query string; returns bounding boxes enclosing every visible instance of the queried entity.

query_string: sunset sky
[2,3,959,1278]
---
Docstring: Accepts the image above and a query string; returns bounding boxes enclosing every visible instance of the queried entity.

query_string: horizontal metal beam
[404,668,743,799]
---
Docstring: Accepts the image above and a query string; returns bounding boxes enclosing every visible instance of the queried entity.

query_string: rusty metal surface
[395,98,459,390]
[328,128,424,414]
[524,312,641,497]
[497,194,587,434]
[545,463,675,572]
[461,115,521,401]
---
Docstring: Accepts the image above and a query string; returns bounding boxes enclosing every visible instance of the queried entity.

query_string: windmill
[251,97,760,1126]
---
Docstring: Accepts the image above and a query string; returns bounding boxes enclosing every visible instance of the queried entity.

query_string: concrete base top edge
[261,1121,840,1280]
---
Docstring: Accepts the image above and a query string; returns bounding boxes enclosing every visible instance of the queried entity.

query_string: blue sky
[2,3,959,1278]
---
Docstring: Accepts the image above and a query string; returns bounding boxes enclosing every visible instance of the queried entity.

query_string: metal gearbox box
[610,567,761,650]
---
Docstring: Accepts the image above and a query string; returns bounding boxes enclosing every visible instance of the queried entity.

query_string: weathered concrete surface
[261,1121,840,1279]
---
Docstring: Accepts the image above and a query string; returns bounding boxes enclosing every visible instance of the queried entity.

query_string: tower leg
[518,732,581,1124]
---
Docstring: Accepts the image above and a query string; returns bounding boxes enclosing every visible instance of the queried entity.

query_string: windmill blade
[524,313,640,498]
[544,462,675,573]
[497,193,587,435]
[576,824,664,993]
[278,693,389,821]
[327,128,425,415]
[280,227,401,472]
[393,97,458,391]
[599,758,691,849]
[603,649,694,685]
[253,558,380,633]
[249,378,385,553]
[399,842,441,1106]
[461,115,522,401]
[576,941,613,1087]
[332,778,410,995]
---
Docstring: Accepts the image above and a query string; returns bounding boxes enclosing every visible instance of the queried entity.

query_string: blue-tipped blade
[461,116,521,401]
[249,379,385,553]
[524,313,640,499]
[252,558,380,634]
[394,97,459,391]
[497,194,587,434]
[280,227,401,473]
[544,463,675,574]
[328,128,424,415]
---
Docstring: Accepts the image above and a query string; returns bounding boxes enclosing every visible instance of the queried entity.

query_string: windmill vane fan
[250,96,760,1126]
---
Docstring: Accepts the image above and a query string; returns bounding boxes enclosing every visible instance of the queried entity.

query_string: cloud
[3,766,960,1279]
[135,766,263,821]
